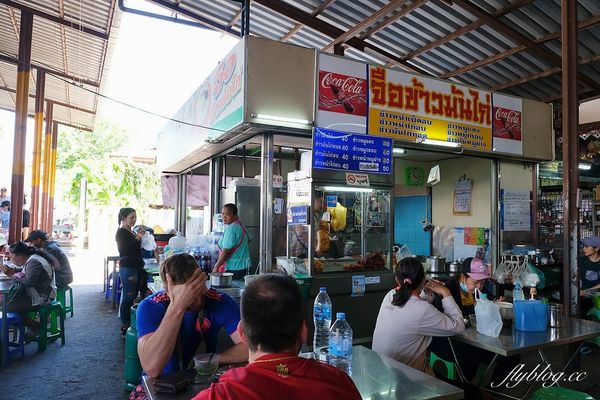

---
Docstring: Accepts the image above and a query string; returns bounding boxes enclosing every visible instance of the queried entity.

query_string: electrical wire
[0,50,229,133]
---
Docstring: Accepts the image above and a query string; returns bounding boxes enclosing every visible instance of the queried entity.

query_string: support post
[259,132,274,273]
[208,157,223,232]
[174,174,187,235]
[47,121,59,232]
[491,160,499,271]
[41,101,53,232]
[78,178,87,248]
[31,69,45,230]
[8,10,33,244]
[561,0,579,316]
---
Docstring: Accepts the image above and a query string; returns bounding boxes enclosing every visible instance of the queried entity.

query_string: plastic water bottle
[313,287,332,360]
[513,281,524,301]
[328,312,352,375]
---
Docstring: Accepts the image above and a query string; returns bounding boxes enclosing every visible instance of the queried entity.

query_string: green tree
[56,120,160,218]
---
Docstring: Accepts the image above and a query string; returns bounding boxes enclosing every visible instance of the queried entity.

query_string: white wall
[499,161,533,190]
[432,157,492,228]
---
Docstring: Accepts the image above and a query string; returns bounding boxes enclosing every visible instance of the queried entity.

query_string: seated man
[192,274,361,400]
[136,253,248,378]
[25,229,73,288]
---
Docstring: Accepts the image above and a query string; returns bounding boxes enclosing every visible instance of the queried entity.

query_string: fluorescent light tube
[393,148,406,154]
[419,138,462,148]
[254,113,311,125]
[322,186,373,193]
[579,163,592,170]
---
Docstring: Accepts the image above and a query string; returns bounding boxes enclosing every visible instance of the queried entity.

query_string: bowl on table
[497,301,514,328]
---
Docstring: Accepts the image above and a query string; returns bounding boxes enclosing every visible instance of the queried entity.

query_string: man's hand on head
[166,269,208,311]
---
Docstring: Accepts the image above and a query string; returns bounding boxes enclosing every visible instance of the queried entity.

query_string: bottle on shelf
[513,280,525,301]
[313,287,332,361]
[328,312,353,375]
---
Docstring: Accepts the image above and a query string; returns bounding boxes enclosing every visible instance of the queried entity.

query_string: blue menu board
[312,127,392,174]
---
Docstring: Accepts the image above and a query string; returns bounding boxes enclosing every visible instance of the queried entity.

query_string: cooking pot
[496,301,514,320]
[210,272,233,288]
[427,256,446,273]
[448,261,461,273]
[547,303,564,328]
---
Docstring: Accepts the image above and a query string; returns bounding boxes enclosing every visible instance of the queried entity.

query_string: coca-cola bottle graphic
[330,84,355,113]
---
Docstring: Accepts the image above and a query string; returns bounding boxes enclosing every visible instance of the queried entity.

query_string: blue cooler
[514,300,548,331]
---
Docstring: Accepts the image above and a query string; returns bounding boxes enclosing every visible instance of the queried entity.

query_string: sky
[0,0,239,195]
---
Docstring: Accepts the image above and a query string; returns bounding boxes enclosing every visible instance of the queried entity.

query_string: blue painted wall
[394,196,431,256]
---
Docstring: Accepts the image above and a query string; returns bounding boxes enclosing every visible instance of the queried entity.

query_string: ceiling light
[418,138,462,148]
[579,163,592,170]
[393,148,406,154]
[253,113,311,125]
[322,186,373,193]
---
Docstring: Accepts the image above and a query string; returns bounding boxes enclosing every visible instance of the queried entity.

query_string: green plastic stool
[429,352,456,380]
[532,387,596,400]
[34,300,65,353]
[56,286,74,317]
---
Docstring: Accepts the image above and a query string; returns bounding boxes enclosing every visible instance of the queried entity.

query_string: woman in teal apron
[214,203,251,280]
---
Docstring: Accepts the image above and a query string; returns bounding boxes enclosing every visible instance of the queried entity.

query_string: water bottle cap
[336,312,345,319]
[319,287,327,292]
[479,293,488,299]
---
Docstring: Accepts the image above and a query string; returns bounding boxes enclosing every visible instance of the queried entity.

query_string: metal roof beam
[281,0,337,42]
[401,0,536,61]
[322,0,410,52]
[253,0,431,75]
[0,84,96,114]
[358,0,426,40]
[441,14,600,79]
[146,0,240,35]
[451,0,600,91]
[0,55,100,87]
[0,0,109,40]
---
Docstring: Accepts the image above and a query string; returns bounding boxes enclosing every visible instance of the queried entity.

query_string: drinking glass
[193,353,220,383]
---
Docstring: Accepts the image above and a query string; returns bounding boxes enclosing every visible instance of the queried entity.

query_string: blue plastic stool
[1,312,25,364]
[105,272,122,304]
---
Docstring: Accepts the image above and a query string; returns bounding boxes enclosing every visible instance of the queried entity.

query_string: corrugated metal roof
[151,0,600,104]
[0,0,120,130]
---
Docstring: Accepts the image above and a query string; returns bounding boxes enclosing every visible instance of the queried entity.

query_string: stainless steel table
[142,345,463,400]
[448,317,600,399]
[0,278,13,369]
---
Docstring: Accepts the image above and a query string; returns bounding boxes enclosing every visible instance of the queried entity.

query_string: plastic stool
[33,300,65,353]
[532,387,596,400]
[429,352,456,380]
[57,286,74,317]
[1,312,25,364]
[105,272,122,304]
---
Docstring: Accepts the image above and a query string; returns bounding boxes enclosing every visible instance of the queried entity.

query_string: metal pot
[497,302,514,320]
[548,303,564,327]
[448,261,461,273]
[210,272,233,288]
[427,256,446,272]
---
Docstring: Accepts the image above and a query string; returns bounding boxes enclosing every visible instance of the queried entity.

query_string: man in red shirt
[192,274,361,400]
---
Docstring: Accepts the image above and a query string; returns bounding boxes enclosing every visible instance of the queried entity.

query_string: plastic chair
[31,300,65,353]
[429,352,456,380]
[105,272,121,304]
[532,386,596,400]
[56,286,74,317]
[1,312,25,364]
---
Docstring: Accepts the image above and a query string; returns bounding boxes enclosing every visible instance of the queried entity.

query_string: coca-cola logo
[321,72,364,95]
[495,108,521,124]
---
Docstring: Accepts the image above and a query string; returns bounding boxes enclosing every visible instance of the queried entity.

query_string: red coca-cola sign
[493,106,522,140]
[318,70,367,116]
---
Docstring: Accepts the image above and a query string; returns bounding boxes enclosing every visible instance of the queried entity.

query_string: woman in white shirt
[372,257,465,374]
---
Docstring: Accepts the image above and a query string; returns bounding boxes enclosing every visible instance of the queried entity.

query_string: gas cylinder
[124,305,143,391]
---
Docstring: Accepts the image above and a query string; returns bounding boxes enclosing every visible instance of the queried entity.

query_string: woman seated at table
[372,257,465,374]
[0,241,56,340]
[430,258,517,384]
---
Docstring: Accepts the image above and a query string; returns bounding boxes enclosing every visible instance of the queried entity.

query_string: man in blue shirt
[136,253,248,378]
[0,200,10,229]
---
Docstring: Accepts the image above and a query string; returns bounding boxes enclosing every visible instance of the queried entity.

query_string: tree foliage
[56,120,160,217]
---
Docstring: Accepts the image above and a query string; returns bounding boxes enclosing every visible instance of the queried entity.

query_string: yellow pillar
[31,69,45,230]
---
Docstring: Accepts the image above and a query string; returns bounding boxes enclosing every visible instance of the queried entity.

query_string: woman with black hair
[372,257,464,374]
[115,207,146,336]
[0,241,56,339]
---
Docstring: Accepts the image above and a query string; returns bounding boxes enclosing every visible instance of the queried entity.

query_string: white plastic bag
[141,232,157,251]
[474,288,503,337]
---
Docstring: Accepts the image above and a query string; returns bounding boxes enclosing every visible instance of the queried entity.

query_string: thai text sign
[312,127,392,174]
[368,66,492,151]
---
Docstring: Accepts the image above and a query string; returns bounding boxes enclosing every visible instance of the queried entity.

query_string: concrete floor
[1,246,599,400]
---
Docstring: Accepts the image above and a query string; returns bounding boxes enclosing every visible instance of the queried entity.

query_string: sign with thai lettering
[288,205,309,225]
[493,93,522,155]
[368,66,492,151]
[312,127,392,174]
